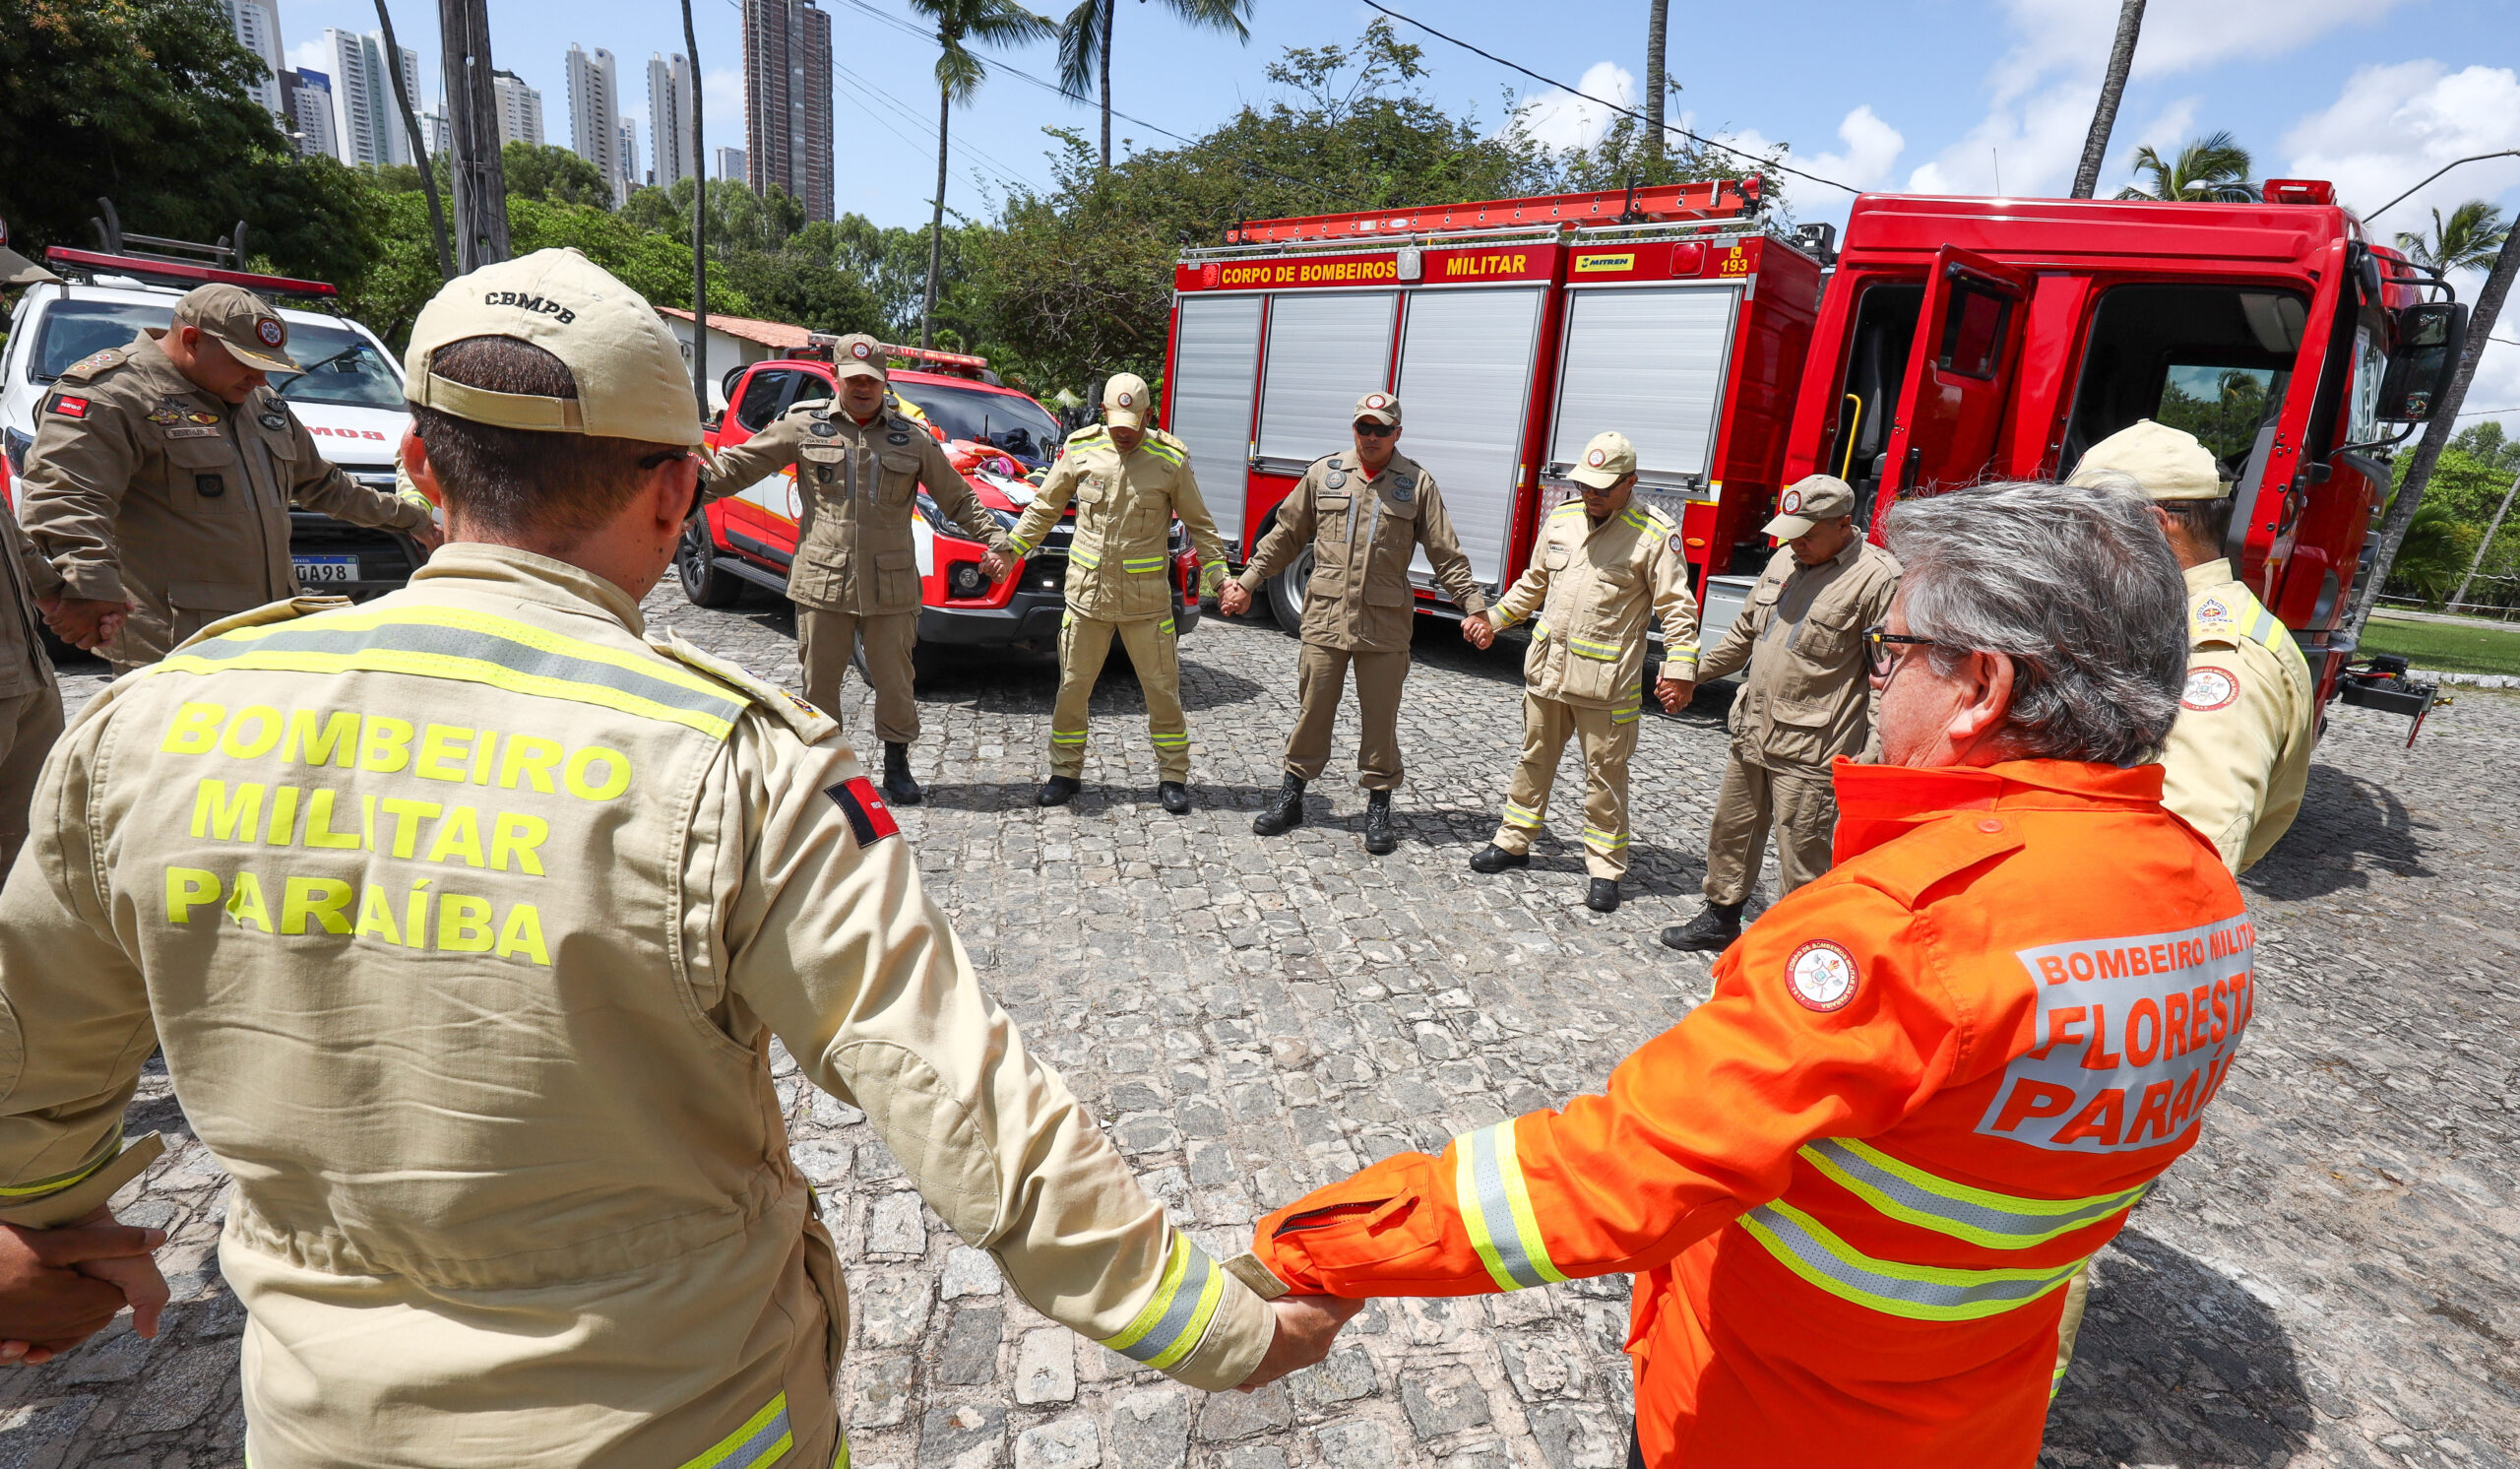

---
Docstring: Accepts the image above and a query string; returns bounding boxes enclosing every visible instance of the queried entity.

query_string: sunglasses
[1352,421,1398,438]
[1861,625,1957,678]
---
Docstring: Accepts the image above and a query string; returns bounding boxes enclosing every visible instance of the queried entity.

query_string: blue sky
[276,0,2520,422]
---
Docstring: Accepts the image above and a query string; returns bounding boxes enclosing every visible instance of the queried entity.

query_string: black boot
[1362,790,1397,856]
[1587,878,1621,913]
[882,741,923,805]
[1037,775,1080,807]
[1158,781,1192,815]
[1661,901,1745,952]
[1252,775,1306,836]
[1470,844,1530,874]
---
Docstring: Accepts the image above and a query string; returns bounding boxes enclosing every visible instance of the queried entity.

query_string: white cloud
[1803,105,1906,190]
[2282,62,2520,238]
[1511,61,1636,154]
[285,38,329,76]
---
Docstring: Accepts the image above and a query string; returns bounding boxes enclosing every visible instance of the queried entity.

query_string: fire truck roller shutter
[1167,294,1267,553]
[1547,285,1741,490]
[1391,286,1547,587]
[1255,291,1400,475]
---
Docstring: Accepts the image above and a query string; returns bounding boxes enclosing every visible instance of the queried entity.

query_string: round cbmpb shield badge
[1117,391,1134,408]
[2182,667,2238,711]
[257,318,285,348]
[1366,394,1387,410]
[850,342,872,359]
[1785,939,1858,1012]
[1782,488,1803,514]
[1586,448,1607,467]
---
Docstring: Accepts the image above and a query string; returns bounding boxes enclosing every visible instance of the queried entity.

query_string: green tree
[2396,200,2509,276]
[2117,131,2257,203]
[502,142,614,210]
[1056,0,1251,173]
[905,0,1054,348]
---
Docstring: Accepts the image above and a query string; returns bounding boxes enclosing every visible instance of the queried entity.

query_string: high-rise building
[648,52,697,190]
[492,70,546,149]
[322,29,421,167]
[222,0,287,118]
[280,68,339,161]
[715,147,747,182]
[565,45,624,203]
[740,0,832,220]
[423,111,452,160]
[617,116,642,200]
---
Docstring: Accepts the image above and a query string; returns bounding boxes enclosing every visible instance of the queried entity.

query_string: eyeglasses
[638,449,694,470]
[1862,625,1954,678]
[1352,421,1398,438]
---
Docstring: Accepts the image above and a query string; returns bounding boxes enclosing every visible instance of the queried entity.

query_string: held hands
[1460,612,1496,651]
[37,597,129,652]
[409,520,446,554]
[979,549,1013,583]
[1656,676,1696,714]
[0,1209,169,1367]
[1233,1294,1363,1393]
[1218,582,1252,617]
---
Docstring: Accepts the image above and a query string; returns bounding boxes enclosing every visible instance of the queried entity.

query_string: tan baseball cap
[174,284,298,373]
[1765,475,1858,540]
[2067,419,2228,501]
[1354,391,1401,426]
[828,332,888,383]
[1569,430,1637,489]
[402,248,703,449]
[1103,372,1153,428]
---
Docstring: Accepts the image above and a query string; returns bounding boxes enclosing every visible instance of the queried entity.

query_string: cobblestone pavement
[5,590,2515,1469]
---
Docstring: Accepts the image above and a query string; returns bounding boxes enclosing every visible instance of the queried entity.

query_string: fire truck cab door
[1876,246,2034,512]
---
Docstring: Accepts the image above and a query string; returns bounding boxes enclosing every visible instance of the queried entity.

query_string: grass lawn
[2362,611,2520,676]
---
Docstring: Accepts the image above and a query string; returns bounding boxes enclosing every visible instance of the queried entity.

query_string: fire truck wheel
[1264,546,1313,637]
[677,514,745,608]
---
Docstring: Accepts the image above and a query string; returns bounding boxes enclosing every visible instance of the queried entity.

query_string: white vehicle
[0,228,424,601]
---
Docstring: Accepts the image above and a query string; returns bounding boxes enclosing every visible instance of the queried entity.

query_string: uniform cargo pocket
[1364,577,1413,608]
[1763,696,1834,766]
[875,548,919,606]
[878,451,921,502]
[1791,601,1860,666]
[1267,1153,1449,1284]
[167,581,261,612]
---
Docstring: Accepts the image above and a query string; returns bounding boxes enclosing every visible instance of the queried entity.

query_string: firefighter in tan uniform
[703,333,1012,806]
[1223,392,1491,855]
[2070,419,2314,871]
[17,284,439,673]
[1461,432,1698,914]
[1007,373,1230,813]
[1663,475,1901,954]
[0,511,64,871]
[0,251,1351,1463]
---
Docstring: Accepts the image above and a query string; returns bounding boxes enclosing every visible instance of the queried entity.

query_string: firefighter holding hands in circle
[1664,474,1902,954]
[703,332,1016,806]
[0,250,1350,1457]
[16,284,441,673]
[1459,431,1698,914]
[1000,373,1230,813]
[1233,479,2255,1468]
[1221,392,1491,855]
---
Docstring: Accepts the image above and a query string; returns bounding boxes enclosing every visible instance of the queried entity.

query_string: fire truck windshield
[898,380,1062,464]
[2065,283,2307,479]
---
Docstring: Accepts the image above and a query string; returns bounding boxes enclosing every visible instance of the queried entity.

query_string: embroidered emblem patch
[256,318,286,347]
[888,431,912,443]
[258,411,288,430]
[1786,939,1858,1012]
[1324,470,1347,489]
[1668,532,1687,558]
[2182,667,2239,712]
[186,411,220,425]
[2195,597,2231,623]
[145,408,182,424]
[850,341,872,359]
[810,420,838,437]
[825,775,899,846]
[1117,391,1134,408]
[1782,487,1803,514]
[1586,448,1607,468]
[1365,393,1388,410]
[46,394,89,419]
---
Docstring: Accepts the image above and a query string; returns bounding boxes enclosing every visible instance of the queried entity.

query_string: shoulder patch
[44,393,91,419]
[1067,424,1108,444]
[59,347,127,381]
[1549,499,1588,518]
[2181,665,2239,712]
[825,774,900,847]
[649,631,839,744]
[1785,939,1860,1012]
[1641,505,1678,534]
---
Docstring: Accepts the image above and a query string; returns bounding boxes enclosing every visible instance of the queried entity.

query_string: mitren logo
[1572,252,1635,275]
[1979,917,2255,1154]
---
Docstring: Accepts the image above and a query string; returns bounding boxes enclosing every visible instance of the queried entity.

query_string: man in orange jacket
[1239,479,2250,1467]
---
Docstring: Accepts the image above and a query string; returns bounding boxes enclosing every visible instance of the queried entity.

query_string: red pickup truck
[678,343,1208,647]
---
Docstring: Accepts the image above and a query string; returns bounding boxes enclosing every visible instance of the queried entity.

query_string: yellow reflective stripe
[1071,547,1103,570]
[1150,732,1189,747]
[1581,826,1629,850]
[1531,620,1549,643]
[149,606,743,739]
[1122,556,1168,572]
[1141,440,1185,466]
[1050,730,1089,746]
[1453,1121,1568,1291]
[1740,1199,2085,1322]
[1100,1229,1225,1370]
[2246,607,2283,649]
[1502,798,1545,828]
[1487,607,1522,631]
[1566,634,1623,661]
[0,1133,119,1198]
[1158,617,1176,635]
[1199,562,1227,591]
[680,1392,792,1469]
[1620,508,1652,534]
[1008,534,1038,555]
[1800,1138,2149,1250]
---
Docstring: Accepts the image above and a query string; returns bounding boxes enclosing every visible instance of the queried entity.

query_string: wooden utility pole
[373,0,452,281]
[2072,0,2145,199]
[682,0,708,420]
[438,0,511,271]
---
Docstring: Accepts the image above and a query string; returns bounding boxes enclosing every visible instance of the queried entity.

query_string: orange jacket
[1251,758,2253,1467]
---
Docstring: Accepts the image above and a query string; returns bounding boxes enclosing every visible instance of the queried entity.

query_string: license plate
[294,556,357,584]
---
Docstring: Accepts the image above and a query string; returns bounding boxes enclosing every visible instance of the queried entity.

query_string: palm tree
[1643,0,1669,164]
[2397,200,2510,276]
[2071,0,2146,198]
[907,0,1053,348]
[2116,131,2258,203]
[1057,0,1252,174]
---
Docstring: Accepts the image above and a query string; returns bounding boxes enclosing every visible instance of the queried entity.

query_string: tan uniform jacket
[1696,538,1902,772]
[16,332,431,662]
[0,545,1267,1466]
[707,400,1012,615]
[1011,425,1229,622]
[2157,559,2314,873]
[1235,450,1489,652]
[0,509,62,701]
[1488,499,1700,709]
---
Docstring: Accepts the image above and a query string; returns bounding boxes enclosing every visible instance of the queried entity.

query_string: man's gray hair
[1883,479,2188,766]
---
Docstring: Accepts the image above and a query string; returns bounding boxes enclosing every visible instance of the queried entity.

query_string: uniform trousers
[0,687,65,871]
[1284,643,1411,790]
[1051,612,1187,783]
[1703,753,1836,906]
[797,607,920,745]
[1490,692,1639,880]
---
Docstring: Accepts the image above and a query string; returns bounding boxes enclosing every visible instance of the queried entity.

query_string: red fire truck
[1164,177,2466,723]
